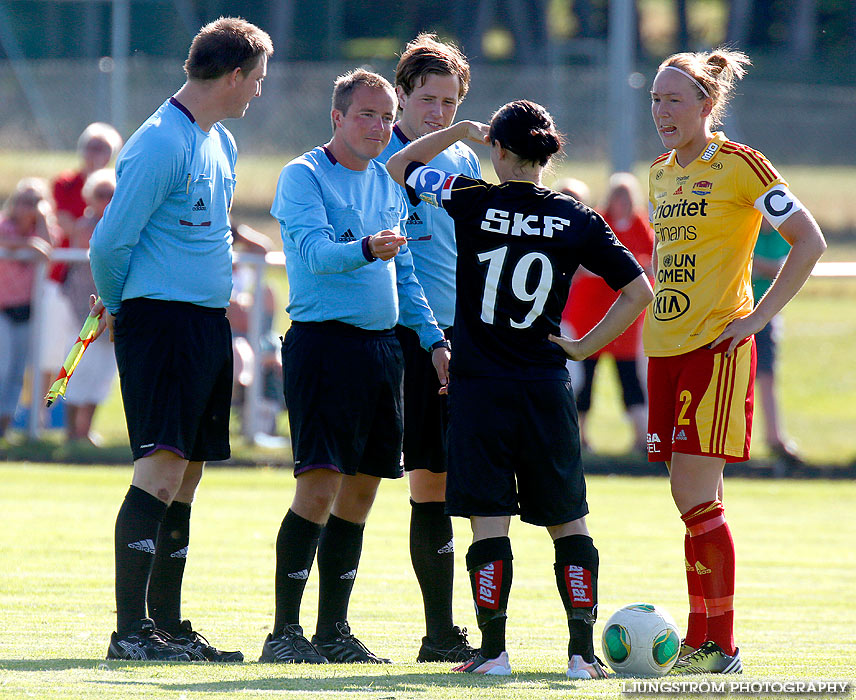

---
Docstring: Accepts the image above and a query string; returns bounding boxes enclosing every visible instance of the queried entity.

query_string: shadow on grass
[167,671,587,693]
[0,659,154,671]
[0,435,293,468]
[0,437,132,465]
[3,435,854,479]
[0,660,595,692]
[581,452,856,480]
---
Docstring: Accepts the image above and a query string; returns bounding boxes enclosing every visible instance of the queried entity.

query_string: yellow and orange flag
[44,304,104,407]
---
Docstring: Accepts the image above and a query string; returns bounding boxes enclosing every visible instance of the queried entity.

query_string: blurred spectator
[42,124,123,412]
[228,223,285,442]
[752,223,804,469]
[61,169,118,445]
[0,179,53,438]
[555,178,592,399]
[555,177,591,205]
[562,173,654,453]
[53,123,124,237]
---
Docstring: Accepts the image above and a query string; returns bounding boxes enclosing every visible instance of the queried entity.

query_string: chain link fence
[1,58,854,165]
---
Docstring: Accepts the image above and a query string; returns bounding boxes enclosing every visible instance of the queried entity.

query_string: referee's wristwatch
[431,339,451,351]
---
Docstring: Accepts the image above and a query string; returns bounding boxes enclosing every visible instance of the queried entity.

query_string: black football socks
[410,499,456,641]
[315,514,364,641]
[114,486,167,635]
[466,536,513,660]
[147,500,191,634]
[273,509,323,635]
[554,534,599,663]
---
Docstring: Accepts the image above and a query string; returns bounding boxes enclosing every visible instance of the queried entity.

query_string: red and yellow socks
[681,500,736,655]
[683,532,707,649]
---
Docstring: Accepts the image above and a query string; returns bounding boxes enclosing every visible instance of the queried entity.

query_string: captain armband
[754,185,803,229]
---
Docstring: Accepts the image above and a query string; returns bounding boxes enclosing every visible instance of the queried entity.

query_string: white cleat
[452,650,512,676]
[567,654,609,679]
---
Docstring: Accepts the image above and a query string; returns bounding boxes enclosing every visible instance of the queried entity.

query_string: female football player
[386,100,653,678]
[645,49,826,674]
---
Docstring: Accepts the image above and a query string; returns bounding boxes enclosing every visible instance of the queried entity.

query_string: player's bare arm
[549,274,653,361]
[711,209,826,356]
[385,121,489,185]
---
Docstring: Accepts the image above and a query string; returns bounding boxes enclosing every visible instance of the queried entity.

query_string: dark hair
[184,17,273,81]
[395,33,470,101]
[332,68,396,117]
[488,100,563,167]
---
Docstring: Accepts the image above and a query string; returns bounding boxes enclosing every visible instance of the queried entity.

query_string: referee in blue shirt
[90,18,272,663]
[260,69,449,665]
[375,34,480,663]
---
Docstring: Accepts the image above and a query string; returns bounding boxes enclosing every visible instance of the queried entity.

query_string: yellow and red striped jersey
[643,131,795,357]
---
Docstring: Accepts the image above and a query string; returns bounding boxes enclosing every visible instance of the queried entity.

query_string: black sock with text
[554,534,599,662]
[466,537,513,660]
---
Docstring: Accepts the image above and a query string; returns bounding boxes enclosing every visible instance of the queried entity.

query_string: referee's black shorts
[395,324,452,473]
[113,297,232,463]
[445,375,589,527]
[283,321,404,479]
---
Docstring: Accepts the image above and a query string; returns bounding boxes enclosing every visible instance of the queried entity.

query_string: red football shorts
[647,337,756,463]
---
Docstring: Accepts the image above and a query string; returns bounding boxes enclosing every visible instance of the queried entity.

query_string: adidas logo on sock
[405,212,423,226]
[170,546,188,559]
[192,198,206,211]
[695,560,712,575]
[338,228,356,242]
[128,539,156,554]
[437,539,454,555]
[287,569,309,580]
[339,569,357,580]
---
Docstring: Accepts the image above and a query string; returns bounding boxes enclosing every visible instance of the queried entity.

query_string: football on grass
[601,602,681,676]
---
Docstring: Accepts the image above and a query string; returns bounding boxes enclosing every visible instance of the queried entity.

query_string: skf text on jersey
[481,208,570,238]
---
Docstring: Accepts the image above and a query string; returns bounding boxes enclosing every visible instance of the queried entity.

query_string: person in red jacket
[562,173,654,453]
[40,123,124,410]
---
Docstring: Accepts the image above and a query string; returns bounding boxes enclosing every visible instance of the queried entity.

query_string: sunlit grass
[1,465,854,699]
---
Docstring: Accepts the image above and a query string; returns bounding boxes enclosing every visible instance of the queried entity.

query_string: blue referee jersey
[272,145,443,350]
[91,97,237,314]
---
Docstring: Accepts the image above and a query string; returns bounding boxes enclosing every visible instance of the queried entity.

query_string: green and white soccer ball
[601,603,681,677]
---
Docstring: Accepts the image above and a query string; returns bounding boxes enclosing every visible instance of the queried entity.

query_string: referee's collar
[321,145,337,165]
[392,123,410,145]
[169,96,195,124]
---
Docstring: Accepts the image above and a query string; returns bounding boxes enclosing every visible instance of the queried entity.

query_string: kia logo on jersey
[653,288,690,321]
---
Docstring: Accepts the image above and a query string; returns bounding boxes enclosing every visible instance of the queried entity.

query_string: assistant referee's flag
[44,302,104,407]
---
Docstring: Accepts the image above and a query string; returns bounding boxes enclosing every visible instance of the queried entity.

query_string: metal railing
[1,246,285,441]
[1,246,852,441]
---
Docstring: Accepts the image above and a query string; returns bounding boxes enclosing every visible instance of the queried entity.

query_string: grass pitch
[1,464,854,699]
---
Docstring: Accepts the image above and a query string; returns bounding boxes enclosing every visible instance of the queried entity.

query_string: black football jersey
[404,162,643,379]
